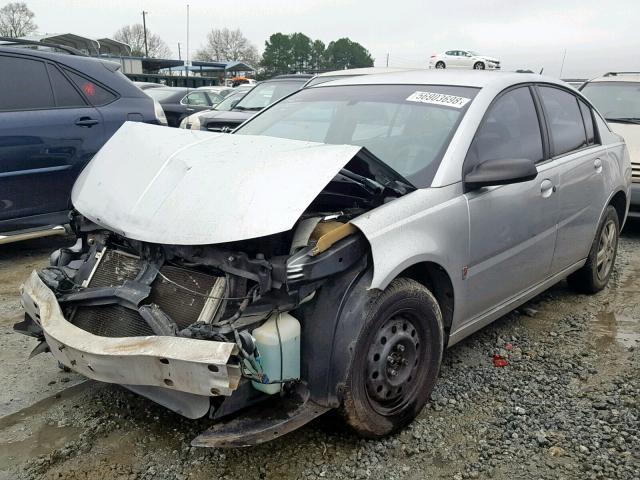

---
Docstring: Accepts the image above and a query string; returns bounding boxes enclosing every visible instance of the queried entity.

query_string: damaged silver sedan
[17,71,631,447]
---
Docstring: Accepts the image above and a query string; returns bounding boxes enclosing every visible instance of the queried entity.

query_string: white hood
[72,122,361,245]
[608,122,640,163]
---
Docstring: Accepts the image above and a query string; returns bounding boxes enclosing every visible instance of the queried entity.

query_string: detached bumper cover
[21,271,241,397]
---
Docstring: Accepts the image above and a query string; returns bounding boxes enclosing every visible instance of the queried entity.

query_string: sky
[15,0,640,78]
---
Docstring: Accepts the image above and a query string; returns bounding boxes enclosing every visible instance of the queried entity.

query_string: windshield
[234,80,303,111]
[215,91,247,111]
[146,89,184,102]
[467,50,480,56]
[581,81,640,120]
[236,84,478,187]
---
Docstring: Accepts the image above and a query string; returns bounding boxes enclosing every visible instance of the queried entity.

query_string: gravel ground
[1,225,638,480]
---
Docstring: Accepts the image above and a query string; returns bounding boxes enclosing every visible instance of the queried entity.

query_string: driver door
[461,86,560,322]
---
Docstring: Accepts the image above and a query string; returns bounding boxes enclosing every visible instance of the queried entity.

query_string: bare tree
[195,28,259,67]
[113,24,171,58]
[0,2,37,37]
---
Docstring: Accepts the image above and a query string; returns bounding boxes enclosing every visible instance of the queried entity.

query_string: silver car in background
[18,70,631,446]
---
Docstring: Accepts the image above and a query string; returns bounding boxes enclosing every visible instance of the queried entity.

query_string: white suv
[581,72,640,218]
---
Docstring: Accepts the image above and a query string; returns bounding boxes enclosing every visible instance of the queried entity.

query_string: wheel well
[609,190,626,224]
[397,262,454,334]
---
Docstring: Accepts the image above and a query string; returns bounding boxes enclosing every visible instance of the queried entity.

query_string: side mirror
[464,158,538,190]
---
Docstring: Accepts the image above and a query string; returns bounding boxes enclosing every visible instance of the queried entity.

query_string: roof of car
[270,74,314,81]
[588,72,640,83]
[310,70,566,90]
[0,45,147,98]
[314,67,415,77]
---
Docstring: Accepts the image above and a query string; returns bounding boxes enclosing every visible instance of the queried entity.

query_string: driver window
[465,87,544,175]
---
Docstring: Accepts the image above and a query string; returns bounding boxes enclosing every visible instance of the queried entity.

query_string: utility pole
[186,4,190,80]
[141,11,149,57]
[386,53,389,67]
[177,42,181,60]
[559,48,567,79]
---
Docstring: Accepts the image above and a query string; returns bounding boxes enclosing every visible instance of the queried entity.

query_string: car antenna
[539,67,544,75]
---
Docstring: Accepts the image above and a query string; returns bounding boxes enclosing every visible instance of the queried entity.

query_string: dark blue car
[0,40,166,243]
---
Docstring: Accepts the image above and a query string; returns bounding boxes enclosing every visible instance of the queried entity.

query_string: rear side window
[578,100,597,145]
[64,69,117,106]
[538,86,587,155]
[466,86,544,173]
[184,92,210,106]
[47,64,86,108]
[0,56,54,110]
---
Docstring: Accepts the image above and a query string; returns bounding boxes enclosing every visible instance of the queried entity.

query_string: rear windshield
[236,84,478,187]
[580,81,640,120]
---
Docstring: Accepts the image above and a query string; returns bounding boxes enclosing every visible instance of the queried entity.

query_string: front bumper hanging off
[20,271,242,398]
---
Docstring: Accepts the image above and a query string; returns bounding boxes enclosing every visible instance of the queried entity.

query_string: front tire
[473,62,485,70]
[567,205,619,293]
[435,61,445,69]
[341,278,444,438]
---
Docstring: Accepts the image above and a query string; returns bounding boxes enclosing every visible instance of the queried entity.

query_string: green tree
[324,38,374,69]
[310,39,326,71]
[289,32,312,71]
[261,32,293,76]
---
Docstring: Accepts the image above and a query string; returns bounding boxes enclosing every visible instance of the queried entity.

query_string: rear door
[62,68,122,139]
[536,85,608,271]
[462,85,559,320]
[0,55,103,228]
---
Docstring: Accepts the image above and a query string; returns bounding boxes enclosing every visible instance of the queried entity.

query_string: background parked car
[179,85,253,129]
[146,87,227,127]
[0,38,166,243]
[580,72,640,218]
[193,74,312,132]
[133,81,165,90]
[429,50,500,70]
[303,67,414,87]
[196,85,235,98]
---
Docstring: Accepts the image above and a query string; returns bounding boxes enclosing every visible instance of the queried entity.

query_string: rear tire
[567,206,619,293]
[473,62,485,70]
[340,278,444,438]
[435,61,445,69]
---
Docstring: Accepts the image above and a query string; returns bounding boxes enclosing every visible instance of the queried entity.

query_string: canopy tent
[22,33,101,55]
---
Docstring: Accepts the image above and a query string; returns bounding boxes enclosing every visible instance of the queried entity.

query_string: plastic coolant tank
[251,312,301,394]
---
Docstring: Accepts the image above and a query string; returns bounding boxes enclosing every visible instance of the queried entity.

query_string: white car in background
[580,72,640,217]
[429,50,500,70]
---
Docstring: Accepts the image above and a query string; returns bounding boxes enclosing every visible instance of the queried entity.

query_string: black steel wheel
[341,278,444,438]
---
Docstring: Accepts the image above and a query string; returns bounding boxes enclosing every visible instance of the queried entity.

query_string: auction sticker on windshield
[406,91,471,108]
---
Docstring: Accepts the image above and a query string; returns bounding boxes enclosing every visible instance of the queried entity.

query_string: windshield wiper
[606,117,640,125]
[338,168,385,195]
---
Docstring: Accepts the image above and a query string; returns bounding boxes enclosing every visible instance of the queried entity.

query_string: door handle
[594,158,603,172]
[75,117,99,127]
[540,179,556,198]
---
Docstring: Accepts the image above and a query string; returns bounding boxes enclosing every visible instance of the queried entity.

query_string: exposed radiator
[71,249,223,338]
